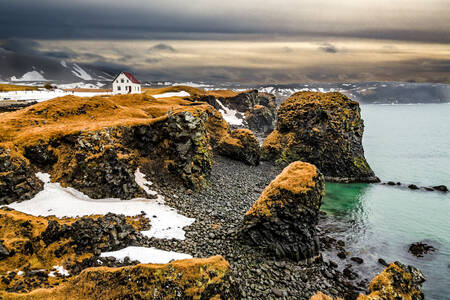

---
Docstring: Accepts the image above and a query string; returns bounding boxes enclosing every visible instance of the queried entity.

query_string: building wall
[112,73,141,94]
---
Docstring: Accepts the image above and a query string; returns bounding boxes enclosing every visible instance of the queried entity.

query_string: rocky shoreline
[141,155,386,299]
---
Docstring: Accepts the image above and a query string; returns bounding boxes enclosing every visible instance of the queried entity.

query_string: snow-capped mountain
[0,48,113,83]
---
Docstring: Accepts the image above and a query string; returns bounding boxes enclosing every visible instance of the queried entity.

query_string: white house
[112,72,141,94]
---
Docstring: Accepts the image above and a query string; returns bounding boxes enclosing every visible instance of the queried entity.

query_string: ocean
[322,104,450,299]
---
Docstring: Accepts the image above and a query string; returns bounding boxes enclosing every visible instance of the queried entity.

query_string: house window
[118,86,121,91]
[121,79,124,83]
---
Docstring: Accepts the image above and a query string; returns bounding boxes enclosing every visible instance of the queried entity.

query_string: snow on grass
[11,71,48,82]
[152,91,190,98]
[72,63,93,81]
[6,172,195,240]
[216,99,243,126]
[0,89,112,102]
[57,82,103,89]
[101,246,192,264]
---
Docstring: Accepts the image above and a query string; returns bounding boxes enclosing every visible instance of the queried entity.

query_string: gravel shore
[146,155,371,299]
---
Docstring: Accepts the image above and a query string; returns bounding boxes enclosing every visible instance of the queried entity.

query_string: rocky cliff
[217,129,261,166]
[0,93,233,203]
[240,161,325,262]
[191,89,277,133]
[262,92,378,183]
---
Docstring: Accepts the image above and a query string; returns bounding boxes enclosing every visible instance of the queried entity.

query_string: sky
[0,0,449,83]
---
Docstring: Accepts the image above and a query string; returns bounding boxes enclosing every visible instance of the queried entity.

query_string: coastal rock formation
[245,104,277,133]
[0,256,239,299]
[218,129,261,165]
[192,90,277,133]
[0,94,224,202]
[240,161,325,262]
[0,147,43,205]
[310,261,425,300]
[262,92,378,183]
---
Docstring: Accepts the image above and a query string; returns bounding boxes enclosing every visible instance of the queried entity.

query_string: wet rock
[408,184,419,190]
[432,185,448,192]
[350,257,364,264]
[217,129,261,165]
[261,92,378,183]
[378,258,389,267]
[337,251,347,259]
[343,266,359,280]
[240,161,325,262]
[408,242,436,258]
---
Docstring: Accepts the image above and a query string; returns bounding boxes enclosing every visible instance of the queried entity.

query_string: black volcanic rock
[217,129,260,166]
[262,92,378,183]
[240,161,325,262]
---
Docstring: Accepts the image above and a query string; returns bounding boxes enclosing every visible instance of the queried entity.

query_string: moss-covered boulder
[0,255,240,300]
[310,261,425,300]
[245,104,276,133]
[240,161,325,262]
[218,129,261,165]
[262,92,378,183]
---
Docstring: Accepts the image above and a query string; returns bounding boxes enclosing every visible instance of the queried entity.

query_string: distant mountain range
[0,48,113,83]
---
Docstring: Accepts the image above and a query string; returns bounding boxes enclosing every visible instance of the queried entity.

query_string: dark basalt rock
[0,101,37,113]
[245,104,276,133]
[240,161,325,262]
[433,185,448,192]
[0,147,43,205]
[0,241,10,260]
[262,92,378,183]
[217,129,261,166]
[408,242,436,258]
[23,143,58,170]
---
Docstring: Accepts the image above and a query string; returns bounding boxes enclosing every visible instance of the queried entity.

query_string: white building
[112,72,141,94]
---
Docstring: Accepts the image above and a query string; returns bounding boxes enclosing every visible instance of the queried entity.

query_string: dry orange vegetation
[0,256,233,300]
[0,93,213,153]
[246,161,319,217]
[0,84,39,92]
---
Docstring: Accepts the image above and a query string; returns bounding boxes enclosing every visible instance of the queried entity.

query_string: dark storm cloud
[318,42,338,53]
[0,0,449,43]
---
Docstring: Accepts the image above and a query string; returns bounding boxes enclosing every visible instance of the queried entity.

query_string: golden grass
[0,256,231,300]
[0,84,39,92]
[0,93,211,153]
[246,161,318,217]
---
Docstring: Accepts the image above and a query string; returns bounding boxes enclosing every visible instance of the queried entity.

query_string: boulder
[310,261,425,300]
[240,161,325,262]
[0,256,240,300]
[0,147,43,205]
[262,92,378,183]
[218,129,261,166]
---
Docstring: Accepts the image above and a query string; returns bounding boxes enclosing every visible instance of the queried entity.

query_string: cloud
[149,43,176,53]
[318,42,338,53]
[1,38,41,56]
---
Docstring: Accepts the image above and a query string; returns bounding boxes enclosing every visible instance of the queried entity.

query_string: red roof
[113,72,140,84]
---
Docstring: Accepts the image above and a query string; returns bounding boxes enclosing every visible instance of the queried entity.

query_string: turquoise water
[322,104,450,299]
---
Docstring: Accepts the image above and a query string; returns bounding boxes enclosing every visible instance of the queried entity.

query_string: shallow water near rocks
[322,104,450,300]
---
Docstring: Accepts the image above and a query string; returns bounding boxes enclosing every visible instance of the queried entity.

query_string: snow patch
[7,173,195,240]
[101,246,192,264]
[152,91,190,98]
[172,82,212,88]
[11,71,47,82]
[61,60,67,68]
[49,266,70,277]
[216,99,243,126]
[134,168,158,197]
[72,63,93,81]
[0,89,112,102]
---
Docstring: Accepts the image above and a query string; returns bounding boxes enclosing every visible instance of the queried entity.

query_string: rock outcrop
[0,256,240,300]
[310,261,425,300]
[218,129,261,165]
[0,94,226,202]
[262,92,378,183]
[0,147,43,205]
[192,90,277,133]
[240,161,325,262]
